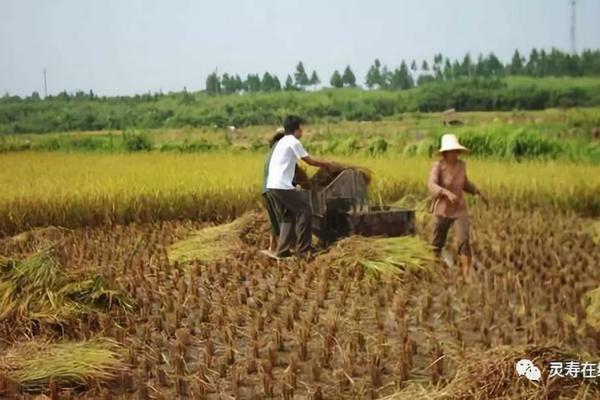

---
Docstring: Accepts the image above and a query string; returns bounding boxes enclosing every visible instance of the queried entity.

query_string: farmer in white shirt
[266,115,335,259]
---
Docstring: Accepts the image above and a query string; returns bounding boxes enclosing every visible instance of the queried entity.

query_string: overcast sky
[1,0,599,97]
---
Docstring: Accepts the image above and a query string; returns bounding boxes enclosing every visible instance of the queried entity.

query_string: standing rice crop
[0,152,598,235]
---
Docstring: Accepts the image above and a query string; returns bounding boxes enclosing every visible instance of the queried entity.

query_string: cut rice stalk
[318,235,436,277]
[0,339,127,393]
[0,246,132,324]
[386,344,599,399]
[168,211,259,264]
[306,165,373,190]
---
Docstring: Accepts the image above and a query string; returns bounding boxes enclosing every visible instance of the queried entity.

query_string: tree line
[2,48,599,101]
[2,76,599,134]
[204,48,600,94]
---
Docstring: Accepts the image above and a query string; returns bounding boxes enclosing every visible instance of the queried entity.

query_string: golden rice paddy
[0,149,598,399]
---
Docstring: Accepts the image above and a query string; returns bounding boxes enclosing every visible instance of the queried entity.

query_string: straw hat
[276,127,285,134]
[438,133,468,153]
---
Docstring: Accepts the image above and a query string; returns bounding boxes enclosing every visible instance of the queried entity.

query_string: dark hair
[269,132,285,148]
[283,115,304,135]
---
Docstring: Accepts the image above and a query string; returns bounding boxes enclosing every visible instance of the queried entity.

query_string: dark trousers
[431,215,471,257]
[262,192,281,236]
[267,189,312,256]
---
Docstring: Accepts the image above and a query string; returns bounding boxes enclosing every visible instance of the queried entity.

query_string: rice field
[0,125,599,398]
[0,152,598,235]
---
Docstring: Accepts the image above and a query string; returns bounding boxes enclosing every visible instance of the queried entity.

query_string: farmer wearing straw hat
[428,133,488,282]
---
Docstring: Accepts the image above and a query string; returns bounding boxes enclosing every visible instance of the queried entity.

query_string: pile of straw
[305,164,372,190]
[168,211,264,264]
[0,339,126,393]
[317,235,437,277]
[0,246,132,324]
[389,345,598,399]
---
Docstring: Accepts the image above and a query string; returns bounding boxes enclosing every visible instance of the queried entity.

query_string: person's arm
[463,175,478,195]
[290,138,334,170]
[301,155,333,170]
[463,168,489,206]
[464,166,489,206]
[428,162,457,203]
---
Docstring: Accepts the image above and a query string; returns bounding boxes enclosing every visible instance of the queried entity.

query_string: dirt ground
[0,205,598,399]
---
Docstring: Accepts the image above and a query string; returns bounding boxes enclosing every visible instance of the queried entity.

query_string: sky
[1,0,599,97]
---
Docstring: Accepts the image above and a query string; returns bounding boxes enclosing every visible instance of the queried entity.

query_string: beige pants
[432,215,471,257]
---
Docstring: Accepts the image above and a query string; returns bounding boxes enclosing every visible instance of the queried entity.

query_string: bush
[366,137,388,156]
[123,131,153,152]
[457,128,565,160]
[159,139,217,153]
[416,138,438,157]
[338,137,361,155]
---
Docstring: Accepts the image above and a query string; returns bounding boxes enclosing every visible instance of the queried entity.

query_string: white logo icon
[516,359,541,382]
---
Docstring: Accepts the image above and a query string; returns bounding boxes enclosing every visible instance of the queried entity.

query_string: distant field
[2,107,599,163]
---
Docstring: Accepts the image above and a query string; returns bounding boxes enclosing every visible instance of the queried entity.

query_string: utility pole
[570,0,577,54]
[43,68,48,98]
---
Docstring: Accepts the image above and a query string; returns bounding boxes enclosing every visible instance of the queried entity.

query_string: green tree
[548,48,568,76]
[539,49,548,77]
[401,61,414,89]
[410,60,418,72]
[234,75,244,92]
[245,74,261,92]
[421,60,429,71]
[433,53,443,80]
[475,54,487,77]
[462,54,473,77]
[381,66,392,89]
[487,53,505,76]
[417,74,435,85]
[452,60,462,79]
[309,70,321,90]
[564,53,581,76]
[294,62,310,89]
[527,48,540,76]
[284,74,296,91]
[366,59,384,89]
[221,73,239,93]
[342,65,357,87]
[272,75,282,91]
[205,72,221,95]
[330,70,343,88]
[580,49,600,75]
[389,61,414,90]
[261,72,274,92]
[510,49,524,75]
[443,58,453,80]
[388,68,402,89]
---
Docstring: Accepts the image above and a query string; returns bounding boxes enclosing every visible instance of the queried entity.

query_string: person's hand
[478,191,489,207]
[323,162,337,171]
[444,190,459,204]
